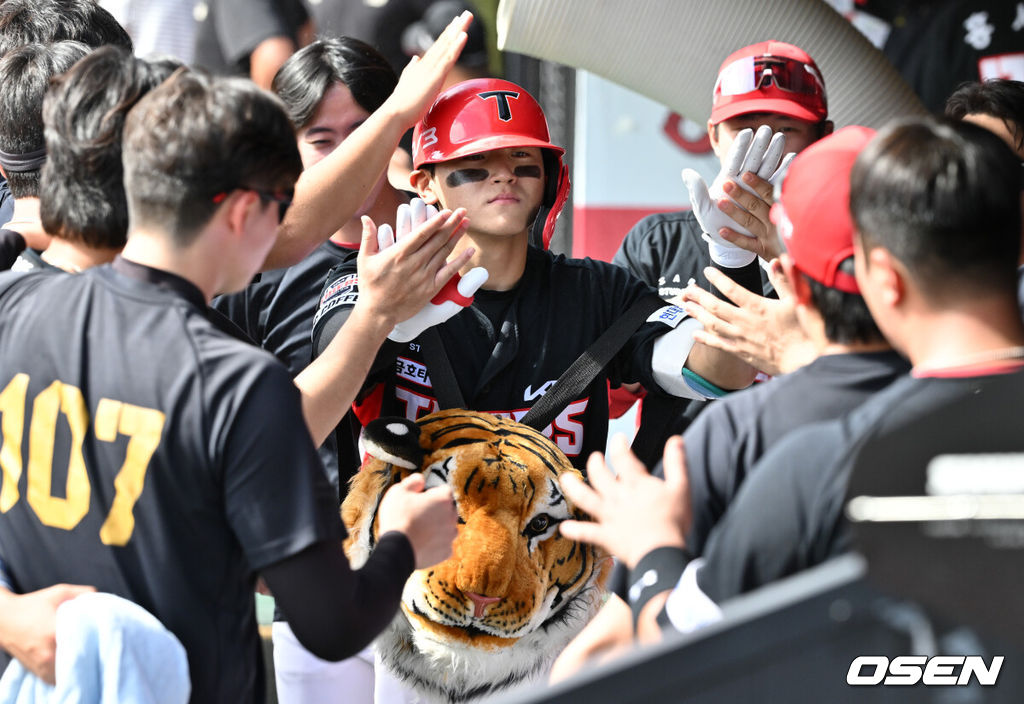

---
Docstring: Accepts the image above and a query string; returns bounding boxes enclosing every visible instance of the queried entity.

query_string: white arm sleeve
[663,558,723,634]
[650,317,707,400]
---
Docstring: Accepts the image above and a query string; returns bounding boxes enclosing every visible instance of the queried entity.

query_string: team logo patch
[313,273,359,329]
[647,305,687,329]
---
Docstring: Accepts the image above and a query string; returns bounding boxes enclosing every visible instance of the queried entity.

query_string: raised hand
[384,10,473,129]
[356,199,474,330]
[378,473,458,569]
[374,198,487,343]
[682,125,792,266]
[681,264,816,376]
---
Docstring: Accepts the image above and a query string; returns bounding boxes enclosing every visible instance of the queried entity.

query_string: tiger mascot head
[342,409,609,704]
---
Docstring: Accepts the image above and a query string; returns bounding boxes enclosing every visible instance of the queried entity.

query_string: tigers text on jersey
[313,246,674,469]
[0,258,342,704]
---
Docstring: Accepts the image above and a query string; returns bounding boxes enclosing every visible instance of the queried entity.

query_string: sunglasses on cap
[716,55,827,101]
[212,186,293,222]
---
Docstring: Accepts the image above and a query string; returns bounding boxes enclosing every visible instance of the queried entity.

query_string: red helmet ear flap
[529,154,570,250]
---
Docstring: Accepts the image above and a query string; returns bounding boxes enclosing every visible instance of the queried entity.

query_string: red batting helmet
[412,78,570,249]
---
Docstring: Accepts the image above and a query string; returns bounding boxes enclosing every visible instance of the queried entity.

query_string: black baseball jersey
[0,228,24,271]
[682,350,909,555]
[312,246,677,469]
[0,257,342,704]
[212,238,361,494]
[612,210,774,464]
[612,210,773,301]
[695,364,1024,603]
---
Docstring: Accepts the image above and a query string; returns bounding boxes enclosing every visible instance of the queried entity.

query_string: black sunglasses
[211,187,293,222]
[250,188,293,222]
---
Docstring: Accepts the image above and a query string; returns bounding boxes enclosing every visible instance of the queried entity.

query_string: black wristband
[627,546,691,631]
[710,258,762,301]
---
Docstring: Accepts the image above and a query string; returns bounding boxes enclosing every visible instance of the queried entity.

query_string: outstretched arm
[560,435,692,643]
[263,11,472,270]
[682,263,815,377]
[263,473,457,661]
[294,208,471,446]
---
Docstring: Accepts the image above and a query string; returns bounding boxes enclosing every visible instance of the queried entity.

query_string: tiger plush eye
[524,514,551,537]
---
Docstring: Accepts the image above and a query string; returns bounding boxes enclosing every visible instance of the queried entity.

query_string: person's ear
[821,120,835,137]
[707,119,722,156]
[224,190,259,237]
[409,169,441,206]
[780,254,812,306]
[867,246,905,308]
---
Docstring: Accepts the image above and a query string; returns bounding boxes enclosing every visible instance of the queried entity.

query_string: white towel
[0,592,190,704]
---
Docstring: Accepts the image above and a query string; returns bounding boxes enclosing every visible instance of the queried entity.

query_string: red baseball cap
[770,125,876,294]
[711,41,828,124]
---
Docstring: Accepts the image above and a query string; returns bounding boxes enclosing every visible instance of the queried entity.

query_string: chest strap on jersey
[421,295,665,433]
[519,295,665,432]
[419,327,468,410]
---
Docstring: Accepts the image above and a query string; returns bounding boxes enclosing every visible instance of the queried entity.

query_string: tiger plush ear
[343,417,426,568]
[362,417,424,470]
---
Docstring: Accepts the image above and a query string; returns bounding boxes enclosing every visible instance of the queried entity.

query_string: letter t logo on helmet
[413,78,570,249]
[477,90,519,121]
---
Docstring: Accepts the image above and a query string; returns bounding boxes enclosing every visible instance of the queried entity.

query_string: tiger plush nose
[464,591,501,618]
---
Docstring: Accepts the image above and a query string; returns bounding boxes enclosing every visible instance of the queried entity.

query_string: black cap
[401,0,488,68]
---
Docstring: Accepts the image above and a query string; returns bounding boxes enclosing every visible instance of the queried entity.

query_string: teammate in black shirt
[210,36,430,704]
[0,71,463,703]
[610,41,834,461]
[214,37,418,492]
[558,117,1024,644]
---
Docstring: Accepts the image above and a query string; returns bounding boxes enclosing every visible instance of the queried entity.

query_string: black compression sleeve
[709,259,763,302]
[261,531,414,661]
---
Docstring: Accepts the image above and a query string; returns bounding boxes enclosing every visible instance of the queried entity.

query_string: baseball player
[312,78,758,471]
[611,40,834,460]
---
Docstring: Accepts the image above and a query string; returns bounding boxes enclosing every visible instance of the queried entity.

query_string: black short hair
[802,257,884,345]
[0,41,90,199]
[40,46,177,248]
[945,79,1024,151]
[0,0,132,57]
[272,37,397,130]
[123,71,302,247]
[850,118,1021,301]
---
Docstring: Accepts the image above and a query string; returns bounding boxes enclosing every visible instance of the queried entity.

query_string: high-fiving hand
[373,198,488,343]
[682,125,793,266]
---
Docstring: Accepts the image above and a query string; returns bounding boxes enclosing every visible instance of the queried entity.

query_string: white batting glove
[381,198,489,343]
[388,267,489,343]
[682,125,791,267]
